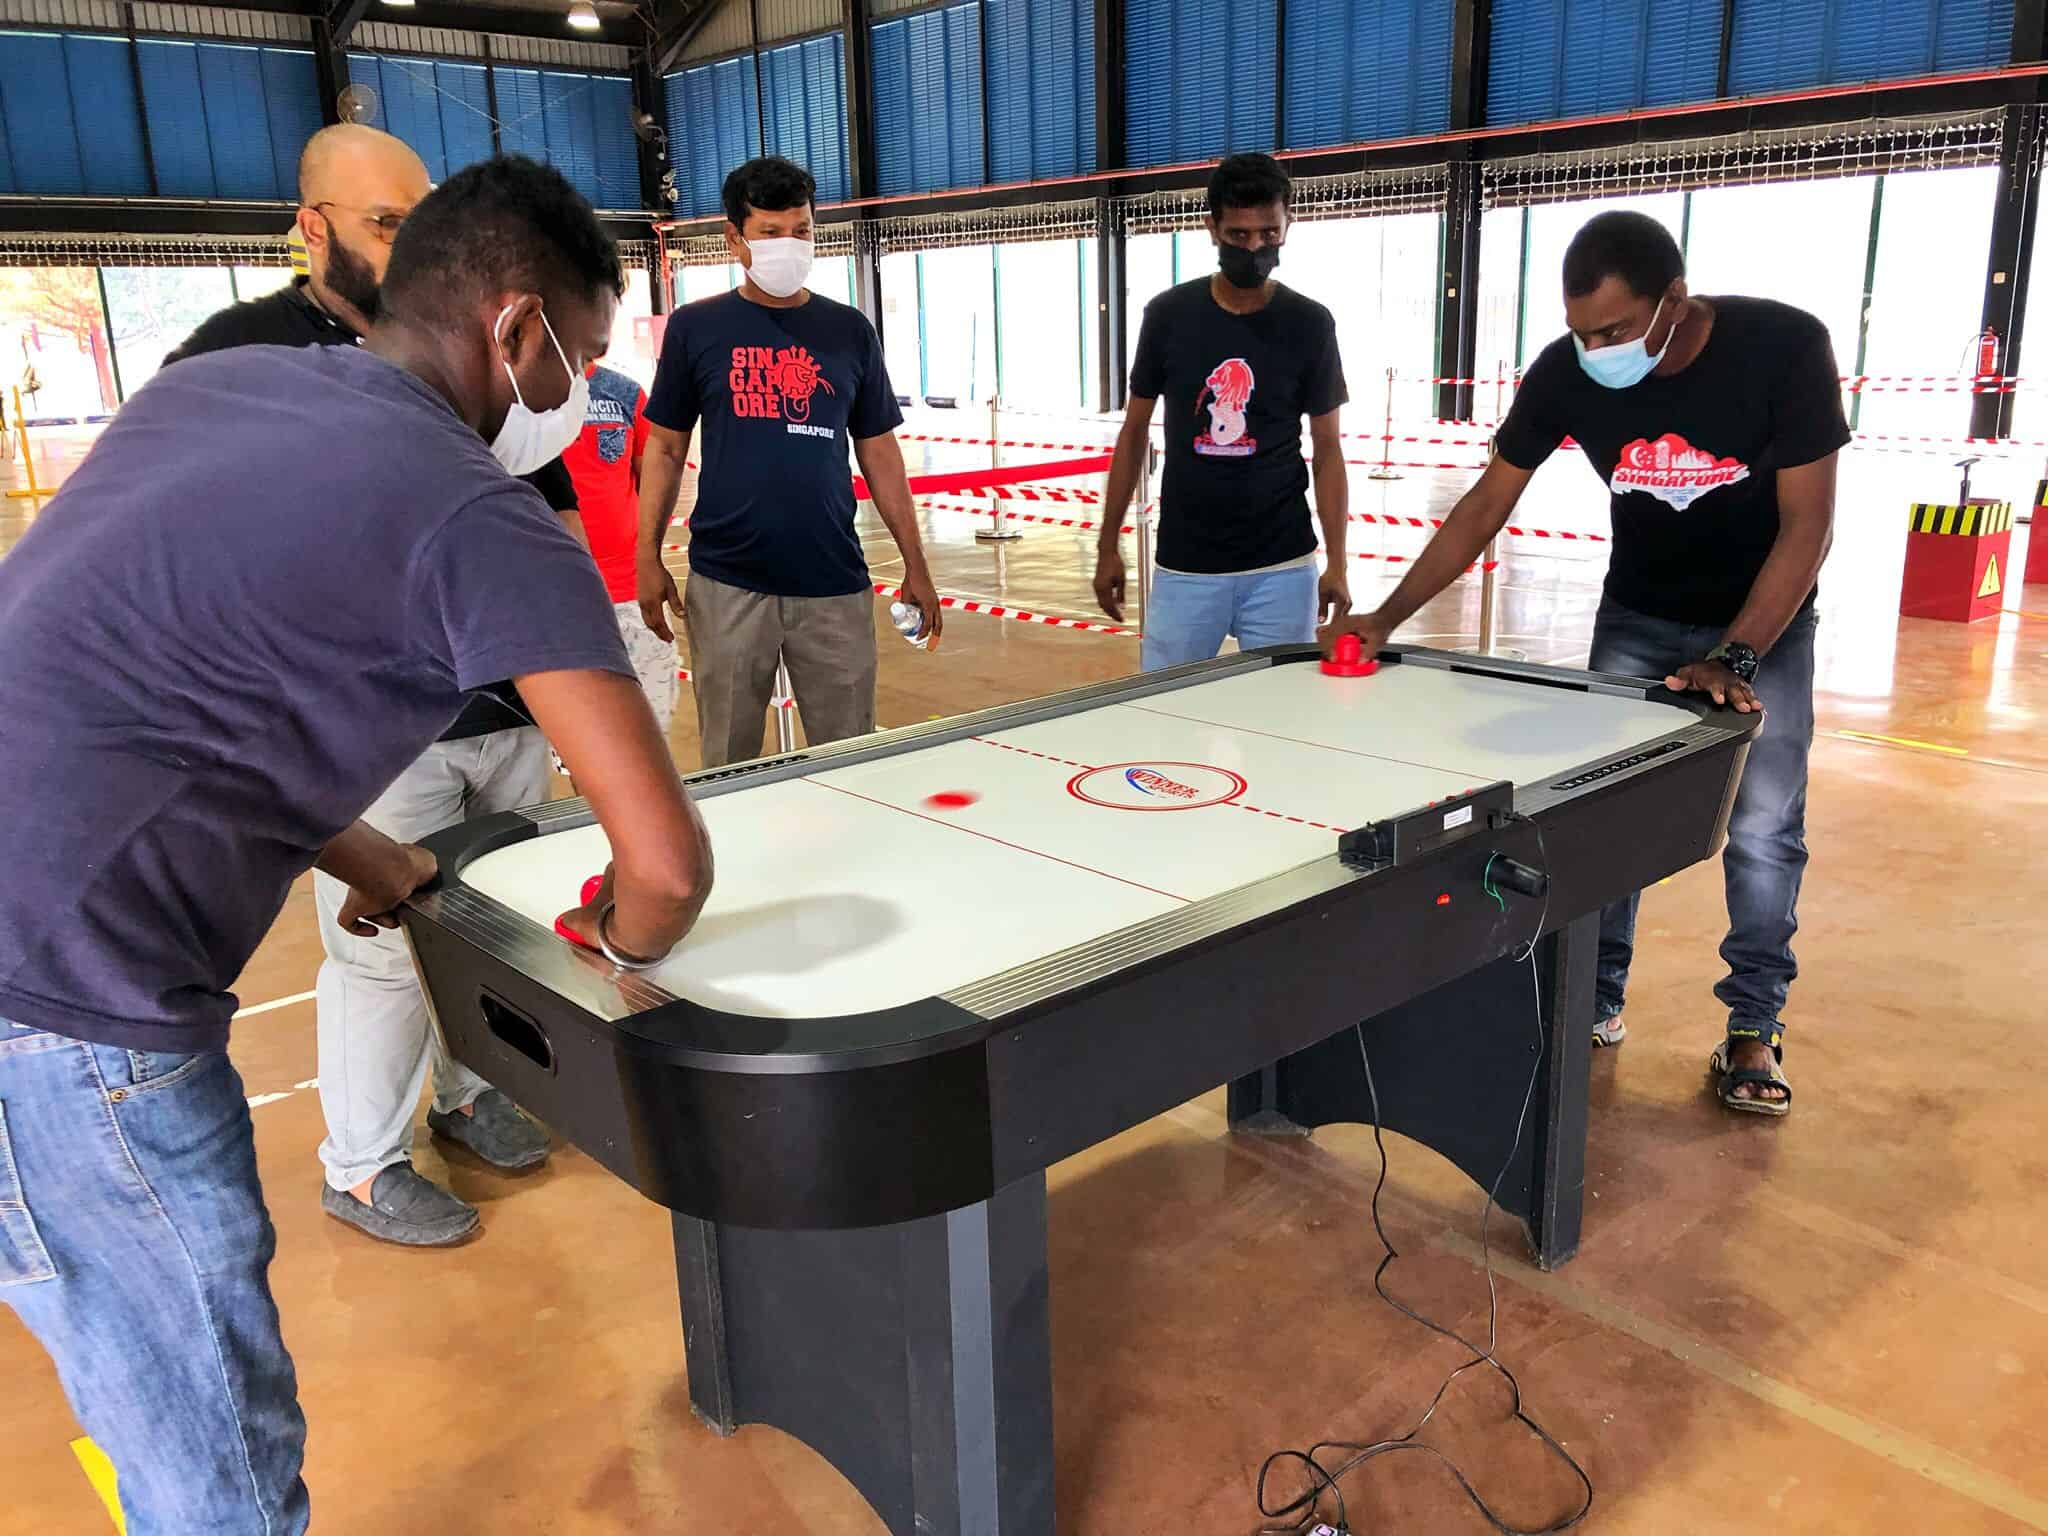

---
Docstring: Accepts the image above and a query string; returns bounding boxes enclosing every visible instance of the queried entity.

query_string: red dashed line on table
[976,737,1091,771]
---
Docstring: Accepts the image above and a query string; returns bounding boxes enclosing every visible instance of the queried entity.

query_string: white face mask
[489,304,588,475]
[743,236,814,299]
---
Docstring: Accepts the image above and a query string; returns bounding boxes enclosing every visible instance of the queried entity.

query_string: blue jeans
[1588,599,1817,1051]
[1141,561,1319,672]
[0,1021,309,1534]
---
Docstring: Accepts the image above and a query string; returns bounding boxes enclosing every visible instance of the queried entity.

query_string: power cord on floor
[1253,812,1592,1536]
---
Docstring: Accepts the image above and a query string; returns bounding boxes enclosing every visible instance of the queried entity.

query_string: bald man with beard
[166,126,587,1247]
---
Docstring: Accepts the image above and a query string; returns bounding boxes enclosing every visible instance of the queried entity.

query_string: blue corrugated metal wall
[347,53,494,185]
[1125,0,1278,167]
[356,57,635,209]
[759,33,850,204]
[985,0,1095,180]
[1729,0,2014,91]
[1283,0,1452,147]
[132,40,321,199]
[1486,0,1721,124]
[663,56,761,217]
[0,29,152,196]
[872,2,985,195]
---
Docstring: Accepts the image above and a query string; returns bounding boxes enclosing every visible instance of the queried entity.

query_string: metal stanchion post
[1468,534,1524,661]
[1476,535,1499,654]
[773,659,796,753]
[1135,446,1155,637]
[1368,367,1401,482]
[975,394,1020,542]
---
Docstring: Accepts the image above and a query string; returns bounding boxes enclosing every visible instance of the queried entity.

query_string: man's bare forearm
[870,480,934,583]
[1726,525,1831,655]
[1372,462,1521,628]
[1098,420,1149,555]
[315,821,408,891]
[1312,449,1348,563]
[636,440,688,566]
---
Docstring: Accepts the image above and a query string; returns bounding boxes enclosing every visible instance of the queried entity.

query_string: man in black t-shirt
[166,126,580,1243]
[636,156,942,768]
[1327,211,1847,1116]
[1096,153,1350,668]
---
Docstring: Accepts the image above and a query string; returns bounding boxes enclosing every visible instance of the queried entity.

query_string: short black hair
[1207,152,1292,219]
[1562,211,1684,300]
[723,155,816,229]
[378,154,622,332]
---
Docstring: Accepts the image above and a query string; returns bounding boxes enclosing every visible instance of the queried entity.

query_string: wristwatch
[1704,640,1760,684]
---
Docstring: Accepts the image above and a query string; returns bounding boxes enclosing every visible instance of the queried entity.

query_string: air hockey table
[400,644,1755,1536]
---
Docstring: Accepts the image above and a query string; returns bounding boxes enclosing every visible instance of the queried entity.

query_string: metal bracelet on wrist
[595,902,664,971]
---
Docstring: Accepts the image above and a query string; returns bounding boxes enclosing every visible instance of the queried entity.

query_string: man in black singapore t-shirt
[1095,153,1351,667]
[1326,211,1848,1116]
[636,155,942,769]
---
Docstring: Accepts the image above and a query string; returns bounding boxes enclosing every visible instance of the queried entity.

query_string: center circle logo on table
[1066,761,1248,812]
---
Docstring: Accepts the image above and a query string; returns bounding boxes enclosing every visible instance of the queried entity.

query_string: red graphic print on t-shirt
[728,343,836,423]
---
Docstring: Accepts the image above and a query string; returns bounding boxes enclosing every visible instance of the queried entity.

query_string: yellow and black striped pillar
[1901,499,2012,622]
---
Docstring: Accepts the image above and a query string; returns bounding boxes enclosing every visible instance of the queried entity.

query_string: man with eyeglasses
[164,126,581,1246]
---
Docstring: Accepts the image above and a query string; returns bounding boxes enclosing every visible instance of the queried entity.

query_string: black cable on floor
[1253,812,1591,1536]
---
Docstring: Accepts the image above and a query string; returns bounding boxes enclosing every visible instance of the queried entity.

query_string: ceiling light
[567,1,601,29]
[381,0,415,7]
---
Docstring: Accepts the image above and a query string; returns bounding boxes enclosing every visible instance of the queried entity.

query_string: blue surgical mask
[1573,296,1670,389]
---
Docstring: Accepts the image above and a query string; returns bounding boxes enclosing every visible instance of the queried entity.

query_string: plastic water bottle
[889,600,929,647]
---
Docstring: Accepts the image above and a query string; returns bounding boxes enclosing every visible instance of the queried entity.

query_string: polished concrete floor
[3,422,2047,1534]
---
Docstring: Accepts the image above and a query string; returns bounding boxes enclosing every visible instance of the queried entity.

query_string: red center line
[1120,702,1484,782]
[804,778,1192,904]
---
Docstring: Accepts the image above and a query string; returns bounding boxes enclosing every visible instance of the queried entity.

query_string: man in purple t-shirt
[0,156,713,1532]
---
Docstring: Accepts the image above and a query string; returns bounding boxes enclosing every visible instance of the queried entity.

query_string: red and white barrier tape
[869,583,1135,636]
[936,481,1104,504]
[921,495,1133,534]
[1346,509,1608,543]
[900,431,1117,454]
[1347,549,1498,572]
[859,452,1113,502]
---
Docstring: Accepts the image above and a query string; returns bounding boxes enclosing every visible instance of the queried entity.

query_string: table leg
[1227,913,1598,1270]
[673,1173,1057,1535]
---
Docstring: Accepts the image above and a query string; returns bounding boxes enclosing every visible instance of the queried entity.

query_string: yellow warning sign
[1980,555,2002,599]
[70,1437,125,1531]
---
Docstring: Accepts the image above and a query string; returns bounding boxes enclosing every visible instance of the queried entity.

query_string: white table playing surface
[460,664,1680,1020]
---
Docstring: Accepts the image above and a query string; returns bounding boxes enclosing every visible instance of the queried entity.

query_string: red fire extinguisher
[1977,325,2000,382]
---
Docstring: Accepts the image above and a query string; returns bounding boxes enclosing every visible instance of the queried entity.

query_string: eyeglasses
[310,202,409,243]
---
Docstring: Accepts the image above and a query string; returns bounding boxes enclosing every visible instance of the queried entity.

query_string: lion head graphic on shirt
[770,345,835,424]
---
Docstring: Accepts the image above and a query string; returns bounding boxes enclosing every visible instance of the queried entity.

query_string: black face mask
[1217,243,1281,290]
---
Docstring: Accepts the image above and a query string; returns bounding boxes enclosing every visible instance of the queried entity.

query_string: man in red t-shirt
[563,361,678,733]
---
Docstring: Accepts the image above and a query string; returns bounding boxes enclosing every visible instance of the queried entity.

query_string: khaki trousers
[683,570,878,768]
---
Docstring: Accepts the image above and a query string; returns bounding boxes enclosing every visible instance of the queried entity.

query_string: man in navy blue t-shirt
[635,155,942,768]
[0,157,712,1531]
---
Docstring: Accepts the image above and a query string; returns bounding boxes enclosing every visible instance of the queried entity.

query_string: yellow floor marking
[70,1437,124,1532]
[1832,729,1971,757]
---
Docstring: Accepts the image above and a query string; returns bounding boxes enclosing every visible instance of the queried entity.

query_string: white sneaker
[1592,1014,1627,1048]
